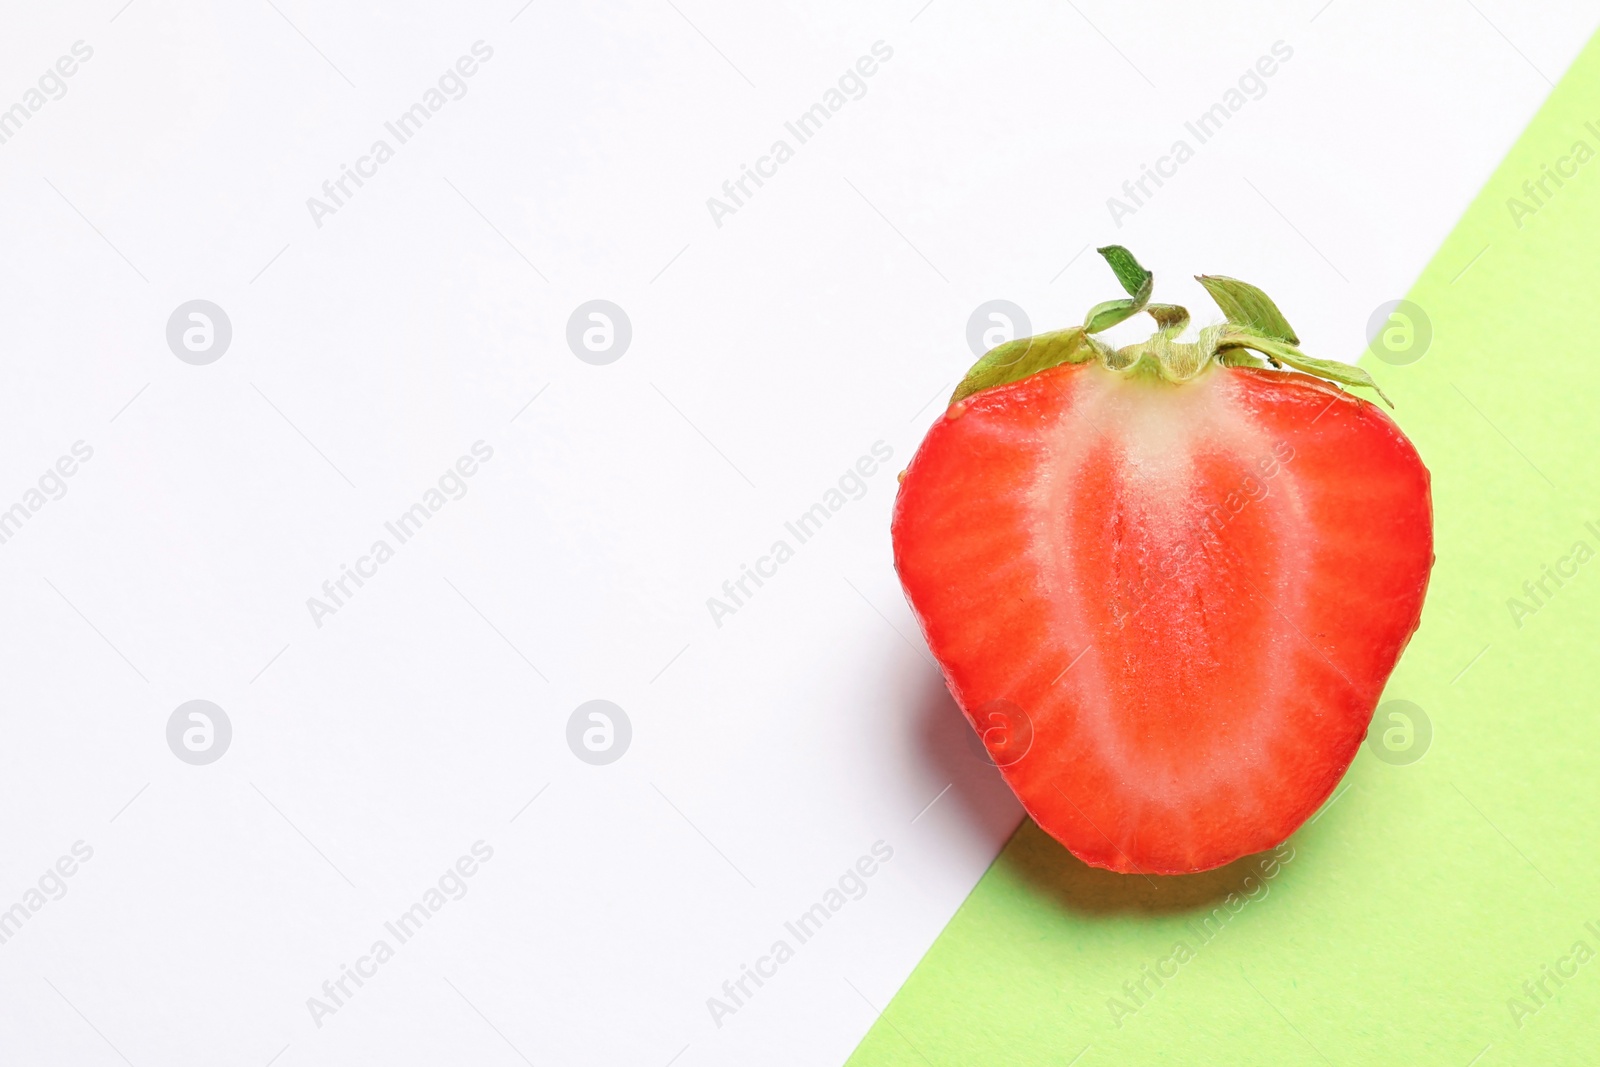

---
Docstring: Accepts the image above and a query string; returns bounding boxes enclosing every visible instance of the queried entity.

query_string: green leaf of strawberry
[950,328,1095,406]
[953,247,1390,408]
[1195,273,1300,344]
[1145,303,1191,336]
[1097,244,1152,297]
[1081,245,1154,334]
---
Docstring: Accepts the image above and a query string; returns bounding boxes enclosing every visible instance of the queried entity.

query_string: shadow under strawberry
[998,816,1303,917]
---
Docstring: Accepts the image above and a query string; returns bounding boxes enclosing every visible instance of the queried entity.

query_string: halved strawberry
[893,249,1432,874]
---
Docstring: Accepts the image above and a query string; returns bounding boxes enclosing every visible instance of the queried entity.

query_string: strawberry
[892,248,1432,875]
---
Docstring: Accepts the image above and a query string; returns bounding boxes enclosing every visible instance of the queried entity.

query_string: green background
[848,30,1600,1067]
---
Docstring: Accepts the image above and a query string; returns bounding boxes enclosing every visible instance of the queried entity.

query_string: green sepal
[1097,245,1152,297]
[1083,293,1149,334]
[1217,328,1392,407]
[950,327,1097,405]
[940,247,1390,412]
[1196,274,1300,345]
[1084,274,1154,334]
[1083,246,1155,334]
[1146,303,1190,336]
[1215,346,1269,369]
[1276,349,1392,408]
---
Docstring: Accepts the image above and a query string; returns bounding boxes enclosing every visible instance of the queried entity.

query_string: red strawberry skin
[892,361,1433,874]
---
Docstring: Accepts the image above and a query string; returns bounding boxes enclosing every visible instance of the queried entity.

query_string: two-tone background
[1,2,1595,1064]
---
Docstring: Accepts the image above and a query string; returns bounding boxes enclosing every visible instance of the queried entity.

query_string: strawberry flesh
[892,361,1432,874]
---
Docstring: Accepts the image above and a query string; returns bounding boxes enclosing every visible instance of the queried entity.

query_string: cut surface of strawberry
[892,249,1433,874]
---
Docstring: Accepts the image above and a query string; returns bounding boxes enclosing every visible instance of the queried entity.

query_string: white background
[0,2,1590,1065]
